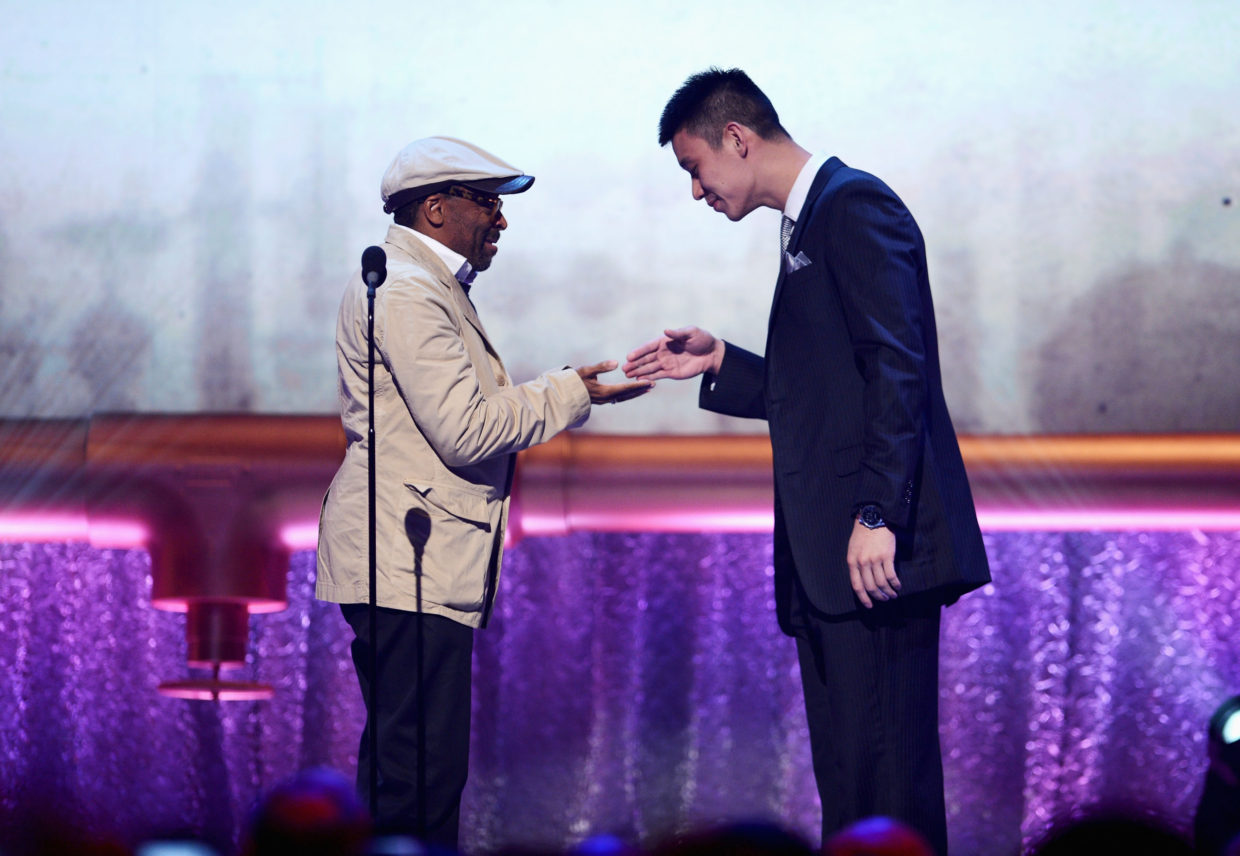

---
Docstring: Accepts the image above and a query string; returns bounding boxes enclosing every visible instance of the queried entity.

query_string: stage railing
[2,417,1239,554]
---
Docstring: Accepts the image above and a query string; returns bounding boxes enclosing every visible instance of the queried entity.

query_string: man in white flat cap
[316,137,650,848]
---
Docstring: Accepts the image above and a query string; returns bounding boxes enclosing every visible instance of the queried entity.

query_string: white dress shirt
[783,151,829,224]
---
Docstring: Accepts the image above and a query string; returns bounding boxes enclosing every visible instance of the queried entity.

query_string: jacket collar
[383,224,493,346]
[767,157,848,344]
[785,156,846,256]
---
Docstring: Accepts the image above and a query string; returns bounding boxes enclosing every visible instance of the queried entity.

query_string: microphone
[362,246,387,289]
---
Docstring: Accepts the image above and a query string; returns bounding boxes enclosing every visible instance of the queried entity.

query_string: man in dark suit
[624,68,991,854]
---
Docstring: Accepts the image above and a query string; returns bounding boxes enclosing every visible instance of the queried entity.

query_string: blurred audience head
[1028,806,1191,855]
[135,841,218,856]
[1198,697,1240,855]
[572,833,638,856]
[652,820,812,856]
[241,767,371,856]
[3,803,131,856]
[822,816,934,856]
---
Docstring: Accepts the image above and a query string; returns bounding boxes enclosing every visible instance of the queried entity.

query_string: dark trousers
[342,605,474,850]
[791,584,947,855]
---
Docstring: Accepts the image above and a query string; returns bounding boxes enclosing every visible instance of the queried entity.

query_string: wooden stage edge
[0,417,1237,548]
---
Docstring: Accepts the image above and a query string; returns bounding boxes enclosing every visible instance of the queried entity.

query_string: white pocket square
[784,250,812,273]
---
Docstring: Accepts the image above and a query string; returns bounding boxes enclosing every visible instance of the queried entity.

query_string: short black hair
[392,199,422,227]
[658,67,788,148]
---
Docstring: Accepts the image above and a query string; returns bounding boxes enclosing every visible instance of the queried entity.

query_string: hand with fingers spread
[576,360,654,404]
[622,326,725,382]
[846,522,901,609]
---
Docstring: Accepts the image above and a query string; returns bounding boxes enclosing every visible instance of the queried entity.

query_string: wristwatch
[856,504,887,530]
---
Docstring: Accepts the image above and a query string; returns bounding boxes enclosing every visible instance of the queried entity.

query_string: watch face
[859,506,884,528]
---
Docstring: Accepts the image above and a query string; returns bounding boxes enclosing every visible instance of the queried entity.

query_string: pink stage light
[158,679,275,701]
[89,518,152,547]
[279,521,320,551]
[559,508,775,534]
[290,504,1239,546]
[0,513,89,543]
[515,504,1240,537]
[0,512,149,546]
[150,596,288,615]
[978,507,1240,532]
[14,504,1233,556]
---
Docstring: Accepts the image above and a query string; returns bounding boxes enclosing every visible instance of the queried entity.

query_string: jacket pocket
[833,443,863,476]
[406,480,492,528]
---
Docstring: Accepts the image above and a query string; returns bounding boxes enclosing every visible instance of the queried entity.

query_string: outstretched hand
[576,360,654,405]
[622,326,724,381]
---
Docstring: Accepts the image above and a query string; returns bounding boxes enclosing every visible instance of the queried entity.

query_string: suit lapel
[786,156,846,257]
[767,157,847,341]
[384,225,509,382]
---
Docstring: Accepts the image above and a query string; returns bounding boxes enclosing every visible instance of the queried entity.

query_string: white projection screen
[1,0,1237,435]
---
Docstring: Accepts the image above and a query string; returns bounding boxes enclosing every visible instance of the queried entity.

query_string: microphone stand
[362,246,386,821]
[367,277,378,820]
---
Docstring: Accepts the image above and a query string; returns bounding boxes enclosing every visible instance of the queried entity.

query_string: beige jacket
[316,225,590,627]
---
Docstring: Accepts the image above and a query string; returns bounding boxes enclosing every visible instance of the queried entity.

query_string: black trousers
[342,605,474,850]
[790,581,947,855]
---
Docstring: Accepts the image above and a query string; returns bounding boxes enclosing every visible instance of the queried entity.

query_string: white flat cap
[380,136,534,214]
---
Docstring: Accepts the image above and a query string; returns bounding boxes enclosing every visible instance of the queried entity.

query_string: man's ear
[420,194,446,228]
[723,122,749,157]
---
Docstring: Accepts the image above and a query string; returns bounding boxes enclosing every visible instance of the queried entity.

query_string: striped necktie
[780,215,794,254]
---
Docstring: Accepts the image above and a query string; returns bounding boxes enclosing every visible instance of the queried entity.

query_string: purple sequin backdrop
[2,531,1239,854]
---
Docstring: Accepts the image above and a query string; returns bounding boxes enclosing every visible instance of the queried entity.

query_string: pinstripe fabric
[698,158,989,853]
[794,590,946,854]
[699,158,990,618]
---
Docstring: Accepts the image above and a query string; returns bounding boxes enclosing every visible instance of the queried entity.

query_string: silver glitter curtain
[1,531,1238,854]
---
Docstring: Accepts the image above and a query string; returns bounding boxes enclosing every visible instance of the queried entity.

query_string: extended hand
[622,326,724,381]
[576,360,654,405]
[846,522,901,609]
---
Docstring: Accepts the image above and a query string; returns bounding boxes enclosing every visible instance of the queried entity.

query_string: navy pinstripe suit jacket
[700,157,991,622]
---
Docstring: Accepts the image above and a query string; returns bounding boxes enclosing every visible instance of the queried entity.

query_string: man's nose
[495,210,507,230]
[691,178,704,200]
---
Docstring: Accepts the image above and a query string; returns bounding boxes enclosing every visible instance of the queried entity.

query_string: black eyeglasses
[446,185,502,216]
